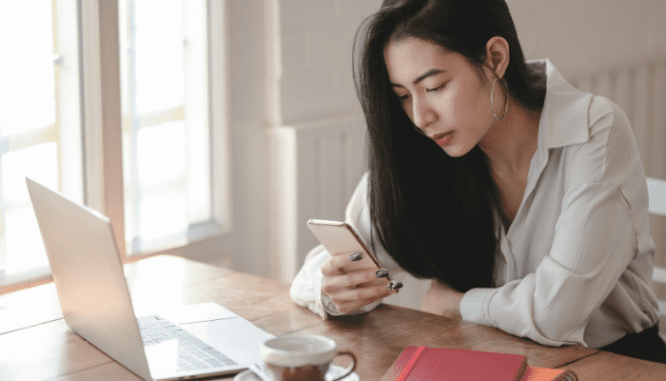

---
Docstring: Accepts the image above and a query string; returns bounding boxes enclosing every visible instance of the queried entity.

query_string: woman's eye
[398,94,410,101]
[426,83,447,92]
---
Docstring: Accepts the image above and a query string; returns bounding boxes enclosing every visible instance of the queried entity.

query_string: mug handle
[330,351,356,381]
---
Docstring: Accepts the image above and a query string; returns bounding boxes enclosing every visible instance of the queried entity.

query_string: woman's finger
[330,284,395,314]
[333,281,394,301]
[320,254,356,277]
[322,268,379,295]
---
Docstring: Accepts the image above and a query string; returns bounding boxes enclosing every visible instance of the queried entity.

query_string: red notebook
[382,346,578,381]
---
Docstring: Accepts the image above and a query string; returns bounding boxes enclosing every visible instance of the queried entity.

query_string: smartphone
[306,219,403,291]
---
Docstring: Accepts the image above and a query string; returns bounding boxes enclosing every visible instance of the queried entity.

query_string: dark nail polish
[375,269,388,278]
[350,252,363,261]
[387,280,403,291]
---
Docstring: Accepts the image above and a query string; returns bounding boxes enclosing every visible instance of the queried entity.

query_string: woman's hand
[321,253,395,314]
[421,279,464,319]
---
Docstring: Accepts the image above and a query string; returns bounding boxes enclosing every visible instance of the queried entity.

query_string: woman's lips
[433,131,453,146]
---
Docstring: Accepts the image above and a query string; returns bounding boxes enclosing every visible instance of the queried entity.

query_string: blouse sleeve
[289,172,400,319]
[460,97,647,346]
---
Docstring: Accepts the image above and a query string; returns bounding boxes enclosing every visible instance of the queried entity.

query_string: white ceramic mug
[260,334,356,381]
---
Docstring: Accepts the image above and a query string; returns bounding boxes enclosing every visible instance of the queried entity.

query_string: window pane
[137,121,186,185]
[2,143,59,274]
[0,0,56,135]
[120,0,212,254]
[0,0,84,280]
[5,206,47,273]
[135,0,185,114]
[139,191,187,243]
[2,143,59,204]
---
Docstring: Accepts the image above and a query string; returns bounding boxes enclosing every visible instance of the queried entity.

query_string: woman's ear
[484,36,510,79]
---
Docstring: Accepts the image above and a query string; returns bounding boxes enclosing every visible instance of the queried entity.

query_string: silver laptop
[26,178,274,380]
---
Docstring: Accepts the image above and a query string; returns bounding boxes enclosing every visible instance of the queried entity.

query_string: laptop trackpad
[183,318,274,365]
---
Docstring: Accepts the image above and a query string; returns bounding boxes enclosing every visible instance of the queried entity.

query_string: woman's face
[383,37,497,157]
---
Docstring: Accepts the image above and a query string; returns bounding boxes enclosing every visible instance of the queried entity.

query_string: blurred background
[0,0,664,317]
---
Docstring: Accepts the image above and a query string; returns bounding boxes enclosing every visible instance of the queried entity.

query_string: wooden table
[1,255,665,380]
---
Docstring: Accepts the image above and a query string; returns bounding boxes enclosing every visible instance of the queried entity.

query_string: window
[119,0,220,254]
[0,0,83,286]
[0,0,230,293]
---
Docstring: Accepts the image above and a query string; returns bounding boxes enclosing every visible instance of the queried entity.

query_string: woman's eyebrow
[391,69,445,87]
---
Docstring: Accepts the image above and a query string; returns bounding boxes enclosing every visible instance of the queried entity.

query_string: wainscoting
[267,114,366,280]
[269,56,666,312]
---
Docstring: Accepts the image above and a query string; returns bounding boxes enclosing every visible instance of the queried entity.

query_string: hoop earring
[490,78,509,122]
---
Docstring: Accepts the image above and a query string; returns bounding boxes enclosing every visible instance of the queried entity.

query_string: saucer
[234,364,359,381]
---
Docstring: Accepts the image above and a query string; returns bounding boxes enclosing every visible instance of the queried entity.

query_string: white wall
[221,1,269,276]
[506,0,666,76]
[268,0,382,126]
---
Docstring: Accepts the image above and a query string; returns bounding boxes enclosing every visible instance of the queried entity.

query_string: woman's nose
[412,98,437,131]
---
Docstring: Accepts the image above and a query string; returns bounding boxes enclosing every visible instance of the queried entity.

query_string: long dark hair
[353,0,545,291]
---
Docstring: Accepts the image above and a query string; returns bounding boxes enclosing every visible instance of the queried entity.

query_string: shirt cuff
[460,287,497,326]
[314,268,345,319]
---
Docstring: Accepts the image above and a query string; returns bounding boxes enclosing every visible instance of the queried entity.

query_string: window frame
[85,0,234,262]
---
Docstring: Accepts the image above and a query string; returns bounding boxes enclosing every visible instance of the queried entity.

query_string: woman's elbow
[531,309,587,346]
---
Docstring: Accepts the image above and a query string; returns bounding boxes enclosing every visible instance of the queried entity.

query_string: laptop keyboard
[138,315,238,372]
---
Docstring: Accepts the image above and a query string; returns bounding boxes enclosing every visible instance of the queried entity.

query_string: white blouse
[289,59,661,349]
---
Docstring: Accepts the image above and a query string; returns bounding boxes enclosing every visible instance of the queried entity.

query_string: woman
[290,0,666,363]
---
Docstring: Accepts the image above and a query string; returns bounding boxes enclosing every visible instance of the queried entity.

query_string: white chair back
[646,177,666,340]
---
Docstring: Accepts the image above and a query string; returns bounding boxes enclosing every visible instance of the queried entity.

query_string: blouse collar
[530,58,594,150]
